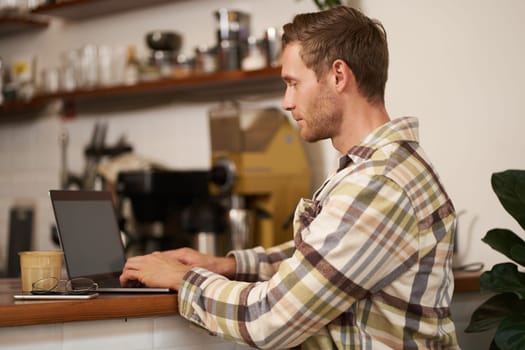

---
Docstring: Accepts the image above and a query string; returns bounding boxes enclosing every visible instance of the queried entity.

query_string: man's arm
[120,241,295,289]
[160,241,295,282]
[177,178,419,349]
[160,248,237,279]
[227,240,295,282]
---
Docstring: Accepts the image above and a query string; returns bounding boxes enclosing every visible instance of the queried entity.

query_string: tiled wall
[0,315,256,350]
[0,101,218,272]
[0,113,63,268]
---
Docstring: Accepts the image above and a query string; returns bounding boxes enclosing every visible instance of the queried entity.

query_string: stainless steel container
[228,195,253,250]
[228,208,253,250]
[264,27,281,67]
[193,232,221,256]
[214,9,250,71]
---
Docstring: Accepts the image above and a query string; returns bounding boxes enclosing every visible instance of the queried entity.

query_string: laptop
[49,189,171,293]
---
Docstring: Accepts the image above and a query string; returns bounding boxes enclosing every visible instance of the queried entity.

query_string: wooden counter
[0,279,178,327]
[0,271,479,328]
[453,271,481,293]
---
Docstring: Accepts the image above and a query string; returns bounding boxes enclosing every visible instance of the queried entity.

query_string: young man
[120,6,459,349]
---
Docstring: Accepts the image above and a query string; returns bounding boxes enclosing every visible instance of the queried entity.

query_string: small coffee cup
[18,251,64,292]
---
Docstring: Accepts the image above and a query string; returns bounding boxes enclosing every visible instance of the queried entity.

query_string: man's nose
[282,89,294,111]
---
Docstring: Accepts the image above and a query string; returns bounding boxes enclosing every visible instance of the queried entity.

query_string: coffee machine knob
[210,158,236,193]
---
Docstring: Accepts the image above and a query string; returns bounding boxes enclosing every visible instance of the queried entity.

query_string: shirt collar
[337,117,420,171]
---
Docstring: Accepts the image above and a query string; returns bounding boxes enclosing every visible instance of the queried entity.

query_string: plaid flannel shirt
[178,117,459,349]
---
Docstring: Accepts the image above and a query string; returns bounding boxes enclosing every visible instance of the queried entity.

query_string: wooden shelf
[0,96,52,113]
[0,66,283,119]
[53,66,282,99]
[32,0,177,20]
[0,0,175,36]
[0,13,49,36]
[0,1,284,119]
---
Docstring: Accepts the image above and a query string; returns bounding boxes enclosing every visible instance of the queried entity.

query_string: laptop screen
[50,190,126,279]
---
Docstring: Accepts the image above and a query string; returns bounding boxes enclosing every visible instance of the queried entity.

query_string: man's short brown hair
[282,6,389,104]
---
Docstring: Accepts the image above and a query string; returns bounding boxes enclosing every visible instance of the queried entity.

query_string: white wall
[361,0,525,270]
[1,0,524,277]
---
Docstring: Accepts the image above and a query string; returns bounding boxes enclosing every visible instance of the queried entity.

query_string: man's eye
[282,78,298,88]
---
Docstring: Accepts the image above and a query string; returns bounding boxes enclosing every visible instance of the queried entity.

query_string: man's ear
[332,59,354,93]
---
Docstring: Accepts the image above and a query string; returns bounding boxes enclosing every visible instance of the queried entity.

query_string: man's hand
[120,252,191,291]
[159,248,237,279]
[119,248,237,291]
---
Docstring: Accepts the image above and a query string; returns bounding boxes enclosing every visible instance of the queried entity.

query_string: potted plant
[300,0,342,10]
[465,169,525,349]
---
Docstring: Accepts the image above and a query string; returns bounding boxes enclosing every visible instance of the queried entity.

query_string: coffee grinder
[209,103,312,248]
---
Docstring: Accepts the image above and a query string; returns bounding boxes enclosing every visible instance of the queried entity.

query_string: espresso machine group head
[209,103,312,248]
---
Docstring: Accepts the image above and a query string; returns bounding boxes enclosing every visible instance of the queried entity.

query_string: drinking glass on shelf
[40,67,59,94]
[80,44,98,88]
[60,50,79,92]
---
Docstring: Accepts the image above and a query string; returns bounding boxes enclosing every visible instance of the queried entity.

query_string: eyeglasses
[31,277,98,295]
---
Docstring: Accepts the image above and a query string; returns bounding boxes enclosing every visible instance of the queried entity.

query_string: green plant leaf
[494,316,525,350]
[474,170,525,350]
[483,229,525,266]
[511,245,525,268]
[480,263,525,298]
[465,293,521,333]
[310,0,342,10]
[491,170,525,231]
[490,339,502,350]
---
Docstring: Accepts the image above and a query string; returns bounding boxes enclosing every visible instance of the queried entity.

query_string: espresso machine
[209,103,312,248]
[115,104,311,256]
[115,169,226,256]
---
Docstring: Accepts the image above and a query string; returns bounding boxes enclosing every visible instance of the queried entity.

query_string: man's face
[281,43,342,142]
